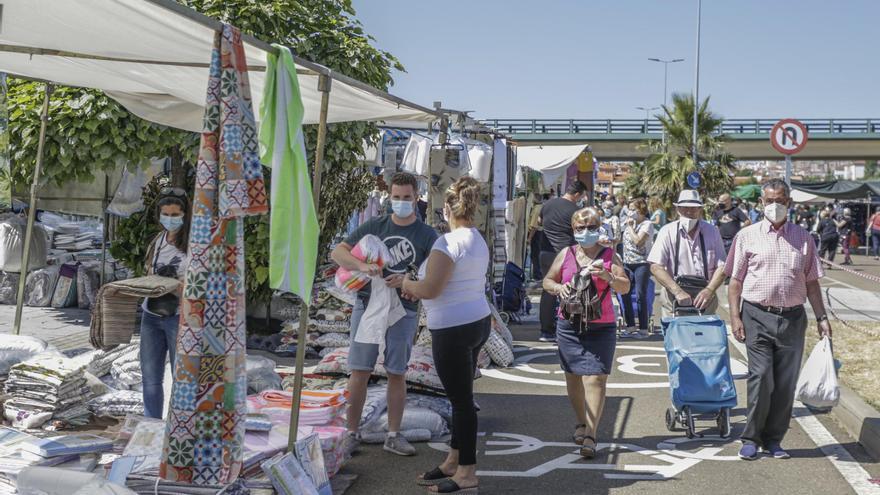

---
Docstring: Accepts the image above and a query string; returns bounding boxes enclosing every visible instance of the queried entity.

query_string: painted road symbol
[481,344,748,388]
[770,119,808,155]
[429,432,740,480]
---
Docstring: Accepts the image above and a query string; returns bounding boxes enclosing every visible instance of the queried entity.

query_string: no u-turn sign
[770,119,808,155]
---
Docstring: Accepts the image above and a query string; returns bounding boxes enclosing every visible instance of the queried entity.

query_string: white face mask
[680,216,699,231]
[764,203,788,224]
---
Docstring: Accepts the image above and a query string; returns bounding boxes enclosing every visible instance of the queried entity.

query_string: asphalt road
[341,258,880,494]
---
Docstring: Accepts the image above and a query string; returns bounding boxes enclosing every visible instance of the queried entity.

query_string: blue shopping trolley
[662,313,738,438]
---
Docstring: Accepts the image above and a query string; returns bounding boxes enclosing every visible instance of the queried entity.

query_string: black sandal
[430,479,479,494]
[417,467,451,486]
[580,435,597,459]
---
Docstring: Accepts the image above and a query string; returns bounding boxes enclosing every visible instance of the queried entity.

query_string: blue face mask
[391,200,414,218]
[574,230,600,247]
[160,214,184,232]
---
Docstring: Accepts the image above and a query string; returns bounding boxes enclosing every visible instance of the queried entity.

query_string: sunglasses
[160,187,188,198]
[574,224,601,233]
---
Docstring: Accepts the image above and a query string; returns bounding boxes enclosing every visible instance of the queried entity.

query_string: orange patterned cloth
[160,24,268,485]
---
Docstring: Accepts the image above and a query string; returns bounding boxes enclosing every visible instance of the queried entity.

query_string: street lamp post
[647,57,685,109]
[692,0,703,168]
[635,106,660,132]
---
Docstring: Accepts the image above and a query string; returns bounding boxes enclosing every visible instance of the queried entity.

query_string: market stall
[0,0,442,490]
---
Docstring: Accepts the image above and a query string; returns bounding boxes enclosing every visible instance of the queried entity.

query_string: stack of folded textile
[86,343,139,378]
[3,353,91,429]
[87,390,145,418]
[247,389,348,427]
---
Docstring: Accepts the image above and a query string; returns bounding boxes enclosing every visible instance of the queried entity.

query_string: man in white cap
[647,190,728,316]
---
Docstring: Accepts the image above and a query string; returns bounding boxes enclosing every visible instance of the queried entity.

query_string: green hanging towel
[259,45,319,305]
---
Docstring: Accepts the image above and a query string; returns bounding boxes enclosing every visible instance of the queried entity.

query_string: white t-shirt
[142,232,187,315]
[420,227,491,329]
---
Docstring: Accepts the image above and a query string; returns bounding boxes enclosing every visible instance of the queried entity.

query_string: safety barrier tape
[820,259,880,284]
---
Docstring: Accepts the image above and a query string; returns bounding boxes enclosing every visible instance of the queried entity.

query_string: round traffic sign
[687,171,701,189]
[770,119,808,155]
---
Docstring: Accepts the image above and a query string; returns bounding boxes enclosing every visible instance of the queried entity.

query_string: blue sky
[352,0,879,120]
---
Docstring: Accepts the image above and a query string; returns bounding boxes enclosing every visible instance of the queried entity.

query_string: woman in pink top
[543,207,630,459]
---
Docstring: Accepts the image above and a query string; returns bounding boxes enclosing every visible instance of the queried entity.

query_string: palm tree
[640,93,734,206]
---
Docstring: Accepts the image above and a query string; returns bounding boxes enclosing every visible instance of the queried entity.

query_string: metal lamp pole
[647,58,685,109]
[691,0,703,168]
[635,106,660,133]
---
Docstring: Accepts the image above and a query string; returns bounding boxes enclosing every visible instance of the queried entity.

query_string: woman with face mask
[542,208,630,459]
[620,199,655,338]
[140,187,190,419]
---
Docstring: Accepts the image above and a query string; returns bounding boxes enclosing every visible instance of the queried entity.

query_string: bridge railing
[482,118,880,135]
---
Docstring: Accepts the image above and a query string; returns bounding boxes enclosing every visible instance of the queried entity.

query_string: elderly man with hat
[713,193,751,255]
[647,190,728,316]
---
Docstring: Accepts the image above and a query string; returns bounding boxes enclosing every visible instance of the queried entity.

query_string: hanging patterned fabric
[160,24,268,485]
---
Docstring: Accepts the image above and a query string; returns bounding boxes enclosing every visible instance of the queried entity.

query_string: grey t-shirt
[344,215,438,311]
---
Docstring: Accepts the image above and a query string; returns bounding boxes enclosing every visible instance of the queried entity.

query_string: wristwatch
[816,314,829,323]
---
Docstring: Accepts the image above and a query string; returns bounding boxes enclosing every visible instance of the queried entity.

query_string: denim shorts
[348,298,418,375]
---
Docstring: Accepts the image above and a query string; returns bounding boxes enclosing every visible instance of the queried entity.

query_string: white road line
[727,330,880,495]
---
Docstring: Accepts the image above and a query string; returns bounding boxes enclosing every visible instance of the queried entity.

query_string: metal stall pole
[100,173,109,287]
[288,73,332,451]
[13,83,52,335]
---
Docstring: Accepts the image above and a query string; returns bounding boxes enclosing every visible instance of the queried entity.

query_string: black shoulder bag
[673,228,709,299]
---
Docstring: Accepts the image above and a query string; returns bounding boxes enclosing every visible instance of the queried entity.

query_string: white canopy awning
[515,144,589,187]
[791,189,824,204]
[0,0,439,132]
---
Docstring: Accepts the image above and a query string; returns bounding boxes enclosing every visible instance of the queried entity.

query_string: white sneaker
[631,329,650,339]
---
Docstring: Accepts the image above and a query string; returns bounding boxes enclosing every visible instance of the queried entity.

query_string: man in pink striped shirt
[726,178,832,461]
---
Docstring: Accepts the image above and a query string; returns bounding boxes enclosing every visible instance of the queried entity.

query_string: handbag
[560,247,611,329]
[673,229,709,299]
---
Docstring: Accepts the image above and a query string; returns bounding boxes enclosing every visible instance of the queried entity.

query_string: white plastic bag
[106,166,147,218]
[795,336,840,409]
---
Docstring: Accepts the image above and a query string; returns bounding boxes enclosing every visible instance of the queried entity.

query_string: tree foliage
[7,82,197,187]
[637,94,735,206]
[180,0,403,306]
[9,0,404,308]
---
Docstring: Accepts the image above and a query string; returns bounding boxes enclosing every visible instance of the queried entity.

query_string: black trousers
[741,301,807,447]
[819,237,838,262]
[539,251,559,334]
[529,232,544,279]
[431,316,492,466]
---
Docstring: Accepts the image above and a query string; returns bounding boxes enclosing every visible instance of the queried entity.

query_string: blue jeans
[140,311,178,419]
[871,229,880,257]
[622,263,651,330]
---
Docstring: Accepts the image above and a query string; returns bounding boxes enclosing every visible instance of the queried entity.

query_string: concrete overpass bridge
[480,118,880,161]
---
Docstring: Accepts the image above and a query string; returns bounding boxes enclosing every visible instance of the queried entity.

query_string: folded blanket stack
[90,275,180,350]
[277,285,353,357]
[87,390,145,418]
[86,343,139,378]
[3,353,91,429]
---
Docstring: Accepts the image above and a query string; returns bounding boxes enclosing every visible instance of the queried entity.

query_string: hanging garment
[467,142,493,183]
[492,139,509,209]
[160,24,269,485]
[400,134,432,177]
[259,44,319,304]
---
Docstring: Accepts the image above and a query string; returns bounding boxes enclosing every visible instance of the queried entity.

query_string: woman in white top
[401,176,490,494]
[620,198,654,337]
[141,188,190,418]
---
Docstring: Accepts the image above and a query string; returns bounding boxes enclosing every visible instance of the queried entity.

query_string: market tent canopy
[791,189,824,204]
[791,180,880,200]
[0,0,439,132]
[731,184,762,202]
[515,144,590,187]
